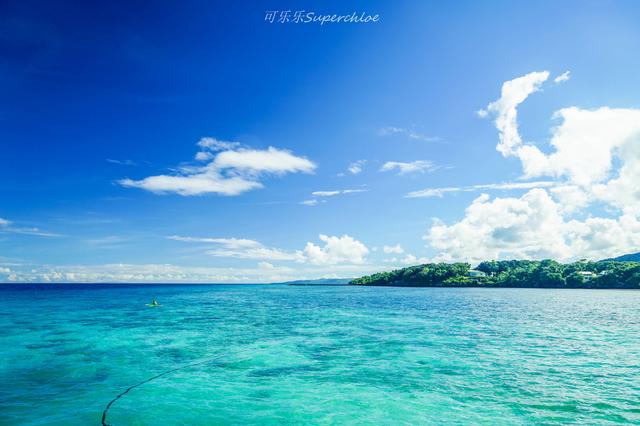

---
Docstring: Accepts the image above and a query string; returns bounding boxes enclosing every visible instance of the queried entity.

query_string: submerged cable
[101,353,228,426]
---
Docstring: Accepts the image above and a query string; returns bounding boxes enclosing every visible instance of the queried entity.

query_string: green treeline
[350,260,640,289]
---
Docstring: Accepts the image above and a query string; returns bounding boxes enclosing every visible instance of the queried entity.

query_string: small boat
[146,298,161,307]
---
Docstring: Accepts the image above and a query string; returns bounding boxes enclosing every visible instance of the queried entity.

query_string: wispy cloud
[378,126,439,142]
[311,189,368,197]
[312,190,341,197]
[0,217,61,237]
[107,159,137,166]
[302,188,368,206]
[380,160,440,175]
[347,159,366,175]
[406,181,557,198]
[168,235,305,261]
[300,199,324,206]
[119,138,316,196]
[554,70,571,84]
[168,234,370,266]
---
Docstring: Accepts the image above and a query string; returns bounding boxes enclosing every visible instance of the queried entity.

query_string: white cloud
[0,260,397,284]
[0,233,371,283]
[383,254,429,265]
[554,71,571,84]
[312,190,341,197]
[304,234,369,265]
[0,263,297,284]
[479,71,640,212]
[207,246,303,261]
[119,173,262,196]
[378,126,438,142]
[406,187,459,198]
[0,217,60,237]
[406,181,556,198]
[426,189,640,263]
[119,139,316,196]
[107,159,137,166]
[168,236,260,248]
[478,70,550,157]
[347,159,366,175]
[173,233,370,266]
[517,107,640,186]
[311,189,368,197]
[258,261,275,270]
[399,254,428,265]
[300,199,323,206]
[380,160,440,175]
[383,244,404,254]
[168,235,305,262]
[196,137,240,151]
[194,151,213,161]
[426,71,640,263]
[302,188,368,205]
[212,147,316,175]
[549,185,590,213]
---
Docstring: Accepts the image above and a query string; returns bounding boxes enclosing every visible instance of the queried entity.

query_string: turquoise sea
[1,284,640,425]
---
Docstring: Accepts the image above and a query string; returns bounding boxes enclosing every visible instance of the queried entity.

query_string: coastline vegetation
[350,260,640,289]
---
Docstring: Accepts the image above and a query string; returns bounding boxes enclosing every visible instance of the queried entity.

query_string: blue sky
[2,0,640,282]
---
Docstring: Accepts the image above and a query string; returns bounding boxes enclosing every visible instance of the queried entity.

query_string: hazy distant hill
[602,252,640,262]
[278,278,352,286]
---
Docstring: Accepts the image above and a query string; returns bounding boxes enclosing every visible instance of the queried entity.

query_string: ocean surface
[1,284,639,425]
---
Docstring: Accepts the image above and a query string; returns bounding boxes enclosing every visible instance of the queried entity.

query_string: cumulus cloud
[477,70,549,156]
[169,233,370,266]
[426,190,640,263]
[426,70,640,262]
[380,160,440,175]
[479,71,640,212]
[119,138,316,196]
[518,107,640,186]
[304,234,369,265]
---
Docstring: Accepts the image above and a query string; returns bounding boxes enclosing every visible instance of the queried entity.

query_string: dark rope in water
[101,353,228,426]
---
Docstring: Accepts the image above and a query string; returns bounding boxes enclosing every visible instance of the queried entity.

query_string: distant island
[350,259,640,289]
